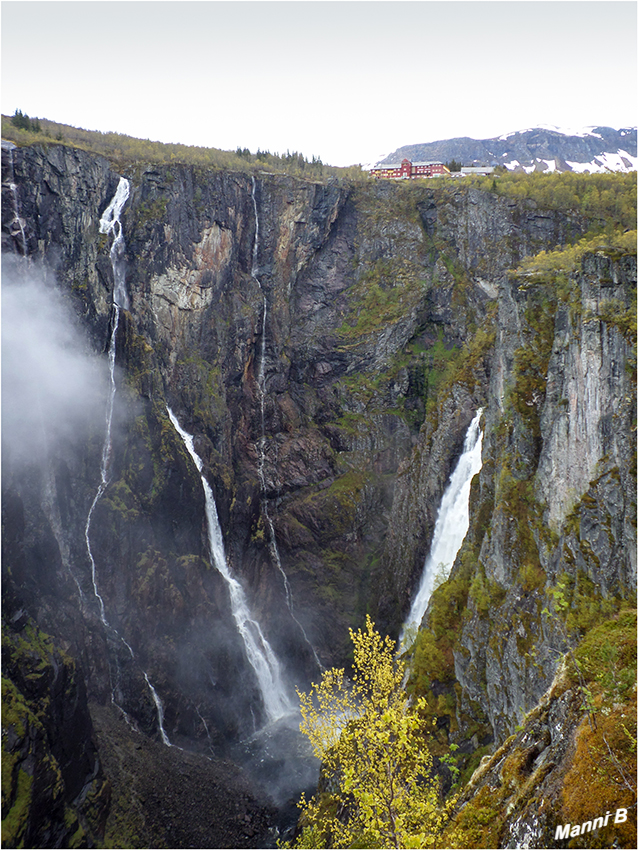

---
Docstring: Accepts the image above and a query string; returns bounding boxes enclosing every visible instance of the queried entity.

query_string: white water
[99,177,130,309]
[3,142,28,255]
[84,305,119,626]
[251,176,261,282]
[401,409,484,645]
[84,179,171,746]
[85,179,130,626]
[144,673,172,746]
[250,178,321,670]
[166,407,293,723]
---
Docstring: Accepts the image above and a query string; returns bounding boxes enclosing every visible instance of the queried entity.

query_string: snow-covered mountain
[376,126,637,173]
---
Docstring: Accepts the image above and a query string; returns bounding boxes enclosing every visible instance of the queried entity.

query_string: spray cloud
[2,256,107,466]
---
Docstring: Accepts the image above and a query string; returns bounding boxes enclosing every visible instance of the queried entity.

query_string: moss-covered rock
[1,616,109,848]
[444,610,636,849]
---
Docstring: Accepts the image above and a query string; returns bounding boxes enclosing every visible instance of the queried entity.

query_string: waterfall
[99,177,130,309]
[85,178,130,627]
[3,141,28,256]
[84,178,171,746]
[250,178,321,669]
[166,407,293,723]
[84,304,119,626]
[144,673,172,747]
[401,409,484,645]
[251,176,261,281]
[255,300,319,666]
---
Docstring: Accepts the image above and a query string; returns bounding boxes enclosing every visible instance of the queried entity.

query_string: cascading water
[84,178,171,745]
[250,178,321,670]
[166,407,293,723]
[99,177,130,310]
[84,177,130,625]
[401,409,484,646]
[143,672,172,747]
[2,141,28,256]
[85,178,130,625]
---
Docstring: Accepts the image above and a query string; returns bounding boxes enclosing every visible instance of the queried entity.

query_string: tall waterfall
[3,141,28,255]
[84,179,171,746]
[85,177,130,626]
[166,407,293,723]
[401,409,484,645]
[250,177,321,670]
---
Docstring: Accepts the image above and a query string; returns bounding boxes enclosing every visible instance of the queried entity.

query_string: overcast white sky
[2,0,636,166]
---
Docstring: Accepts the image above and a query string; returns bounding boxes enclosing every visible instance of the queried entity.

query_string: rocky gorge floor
[89,703,276,848]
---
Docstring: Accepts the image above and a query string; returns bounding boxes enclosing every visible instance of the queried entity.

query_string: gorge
[1,138,636,848]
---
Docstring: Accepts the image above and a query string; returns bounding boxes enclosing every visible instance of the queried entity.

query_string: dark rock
[2,141,635,847]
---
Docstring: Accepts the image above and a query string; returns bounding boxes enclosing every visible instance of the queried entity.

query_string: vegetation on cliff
[403,239,635,794]
[1,113,366,180]
[442,608,636,848]
[2,133,636,849]
[481,169,636,231]
[516,228,637,282]
[287,618,457,849]
[1,619,109,848]
[365,168,636,841]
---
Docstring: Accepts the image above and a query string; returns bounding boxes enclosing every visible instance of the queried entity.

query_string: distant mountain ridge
[377,126,637,173]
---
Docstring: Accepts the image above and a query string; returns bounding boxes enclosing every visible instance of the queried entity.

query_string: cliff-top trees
[10,109,41,133]
[288,617,455,849]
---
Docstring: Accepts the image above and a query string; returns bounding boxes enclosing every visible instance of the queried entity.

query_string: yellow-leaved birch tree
[288,616,456,849]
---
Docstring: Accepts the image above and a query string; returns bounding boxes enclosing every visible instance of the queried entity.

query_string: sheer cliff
[2,141,635,848]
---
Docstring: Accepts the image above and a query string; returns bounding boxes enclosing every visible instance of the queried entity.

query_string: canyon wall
[2,142,635,846]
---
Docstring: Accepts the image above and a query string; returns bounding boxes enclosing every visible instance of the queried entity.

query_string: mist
[2,256,107,466]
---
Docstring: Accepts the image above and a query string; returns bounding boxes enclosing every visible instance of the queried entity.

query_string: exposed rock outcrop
[2,614,110,848]
[447,610,636,849]
[453,250,636,743]
[2,140,635,847]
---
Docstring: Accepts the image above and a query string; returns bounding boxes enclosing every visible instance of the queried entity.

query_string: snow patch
[499,125,599,139]
[536,123,603,138]
[566,150,638,173]
[499,124,634,142]
[364,152,392,170]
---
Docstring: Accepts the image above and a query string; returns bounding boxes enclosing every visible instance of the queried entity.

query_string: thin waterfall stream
[166,407,293,723]
[250,177,321,670]
[2,141,28,256]
[401,408,484,646]
[164,412,319,836]
[85,178,171,745]
[84,177,129,625]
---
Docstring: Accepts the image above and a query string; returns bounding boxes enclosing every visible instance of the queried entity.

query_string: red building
[370,158,450,179]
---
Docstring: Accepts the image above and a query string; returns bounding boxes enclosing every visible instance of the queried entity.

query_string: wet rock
[1,615,110,848]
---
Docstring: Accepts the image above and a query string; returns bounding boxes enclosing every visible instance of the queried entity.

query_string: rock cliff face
[447,610,637,848]
[2,142,635,847]
[2,612,110,848]
[452,249,635,742]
